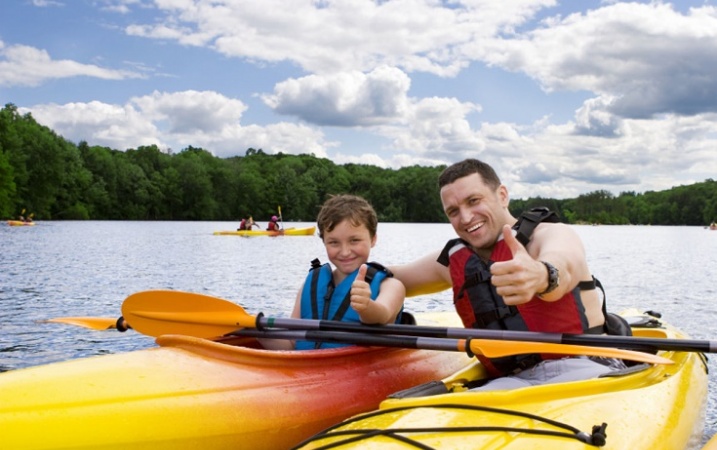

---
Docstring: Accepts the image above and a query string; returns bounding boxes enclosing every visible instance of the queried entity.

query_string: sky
[1,0,716,199]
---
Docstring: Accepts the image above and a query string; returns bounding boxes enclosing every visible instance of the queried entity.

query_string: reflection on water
[1,221,716,440]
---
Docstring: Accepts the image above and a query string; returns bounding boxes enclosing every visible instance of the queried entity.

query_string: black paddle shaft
[234,328,455,351]
[256,315,717,354]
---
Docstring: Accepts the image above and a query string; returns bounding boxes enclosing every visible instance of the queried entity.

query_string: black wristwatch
[538,261,559,296]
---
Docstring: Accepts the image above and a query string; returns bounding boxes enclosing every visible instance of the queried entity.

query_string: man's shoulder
[531,221,574,241]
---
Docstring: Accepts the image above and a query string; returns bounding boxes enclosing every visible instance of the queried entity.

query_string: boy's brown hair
[316,194,378,240]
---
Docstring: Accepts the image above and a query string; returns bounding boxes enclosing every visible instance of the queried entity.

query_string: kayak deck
[0,312,469,450]
[294,311,709,449]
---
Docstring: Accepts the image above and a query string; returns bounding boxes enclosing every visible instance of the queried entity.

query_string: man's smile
[467,221,484,233]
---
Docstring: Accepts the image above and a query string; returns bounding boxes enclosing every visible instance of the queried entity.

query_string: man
[391,158,625,390]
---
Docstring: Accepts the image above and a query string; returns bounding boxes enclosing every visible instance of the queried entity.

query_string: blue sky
[1,0,716,199]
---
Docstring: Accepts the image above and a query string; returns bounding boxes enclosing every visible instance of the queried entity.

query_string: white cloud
[130,90,247,133]
[386,96,484,159]
[0,42,144,87]
[330,152,391,169]
[124,0,555,76]
[24,101,162,150]
[176,121,336,159]
[97,0,143,15]
[485,112,717,199]
[262,66,411,126]
[478,3,717,118]
[31,0,64,7]
[19,91,336,158]
[574,96,622,137]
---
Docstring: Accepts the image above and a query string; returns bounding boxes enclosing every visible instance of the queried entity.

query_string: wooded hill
[2,103,715,225]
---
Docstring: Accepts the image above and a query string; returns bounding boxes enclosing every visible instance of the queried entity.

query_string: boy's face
[322,219,376,277]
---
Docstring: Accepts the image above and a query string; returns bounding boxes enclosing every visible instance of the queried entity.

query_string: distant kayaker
[266,215,281,231]
[18,210,33,222]
[390,158,629,390]
[261,194,405,350]
[238,216,257,231]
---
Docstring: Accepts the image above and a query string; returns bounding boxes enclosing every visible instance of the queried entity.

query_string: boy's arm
[258,285,303,350]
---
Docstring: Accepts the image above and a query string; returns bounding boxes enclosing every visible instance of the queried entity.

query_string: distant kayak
[7,220,35,226]
[214,226,316,237]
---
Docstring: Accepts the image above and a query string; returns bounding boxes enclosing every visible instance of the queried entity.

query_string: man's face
[440,173,509,253]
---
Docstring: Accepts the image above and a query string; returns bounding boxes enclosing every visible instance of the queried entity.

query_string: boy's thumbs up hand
[350,264,371,312]
[355,264,367,282]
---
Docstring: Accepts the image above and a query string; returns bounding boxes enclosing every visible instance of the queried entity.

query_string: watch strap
[538,261,559,296]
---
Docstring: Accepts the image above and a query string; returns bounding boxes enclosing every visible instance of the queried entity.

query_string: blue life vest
[295,259,399,350]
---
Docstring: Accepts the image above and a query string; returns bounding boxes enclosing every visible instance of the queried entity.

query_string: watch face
[550,264,559,286]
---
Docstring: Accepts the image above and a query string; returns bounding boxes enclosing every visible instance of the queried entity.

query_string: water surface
[2,221,716,443]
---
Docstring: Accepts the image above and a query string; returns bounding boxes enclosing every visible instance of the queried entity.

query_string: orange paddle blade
[122,290,255,338]
[43,317,118,330]
[465,339,672,365]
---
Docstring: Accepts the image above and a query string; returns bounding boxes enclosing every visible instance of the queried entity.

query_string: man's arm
[389,250,452,297]
[490,224,589,305]
[530,222,589,300]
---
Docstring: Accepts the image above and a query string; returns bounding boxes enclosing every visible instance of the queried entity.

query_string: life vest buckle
[472,305,518,328]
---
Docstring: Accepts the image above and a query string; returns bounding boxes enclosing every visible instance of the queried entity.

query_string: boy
[263,194,405,350]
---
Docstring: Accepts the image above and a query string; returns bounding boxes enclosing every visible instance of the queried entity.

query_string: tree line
[1,103,716,225]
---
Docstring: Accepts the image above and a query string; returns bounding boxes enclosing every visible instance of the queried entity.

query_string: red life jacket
[437,208,592,376]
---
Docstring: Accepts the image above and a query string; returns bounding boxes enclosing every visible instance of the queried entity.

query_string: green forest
[1,103,716,225]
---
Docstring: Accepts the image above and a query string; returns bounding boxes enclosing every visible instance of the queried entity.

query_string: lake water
[2,221,716,443]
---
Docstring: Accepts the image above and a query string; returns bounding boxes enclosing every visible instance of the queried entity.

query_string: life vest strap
[578,278,597,290]
[514,207,560,246]
[472,305,520,329]
[456,267,491,301]
[328,262,387,322]
[306,260,391,349]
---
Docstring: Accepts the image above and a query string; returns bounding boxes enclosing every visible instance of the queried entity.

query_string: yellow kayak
[295,310,708,449]
[703,433,717,449]
[213,226,316,236]
[7,220,35,226]
[0,312,469,450]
